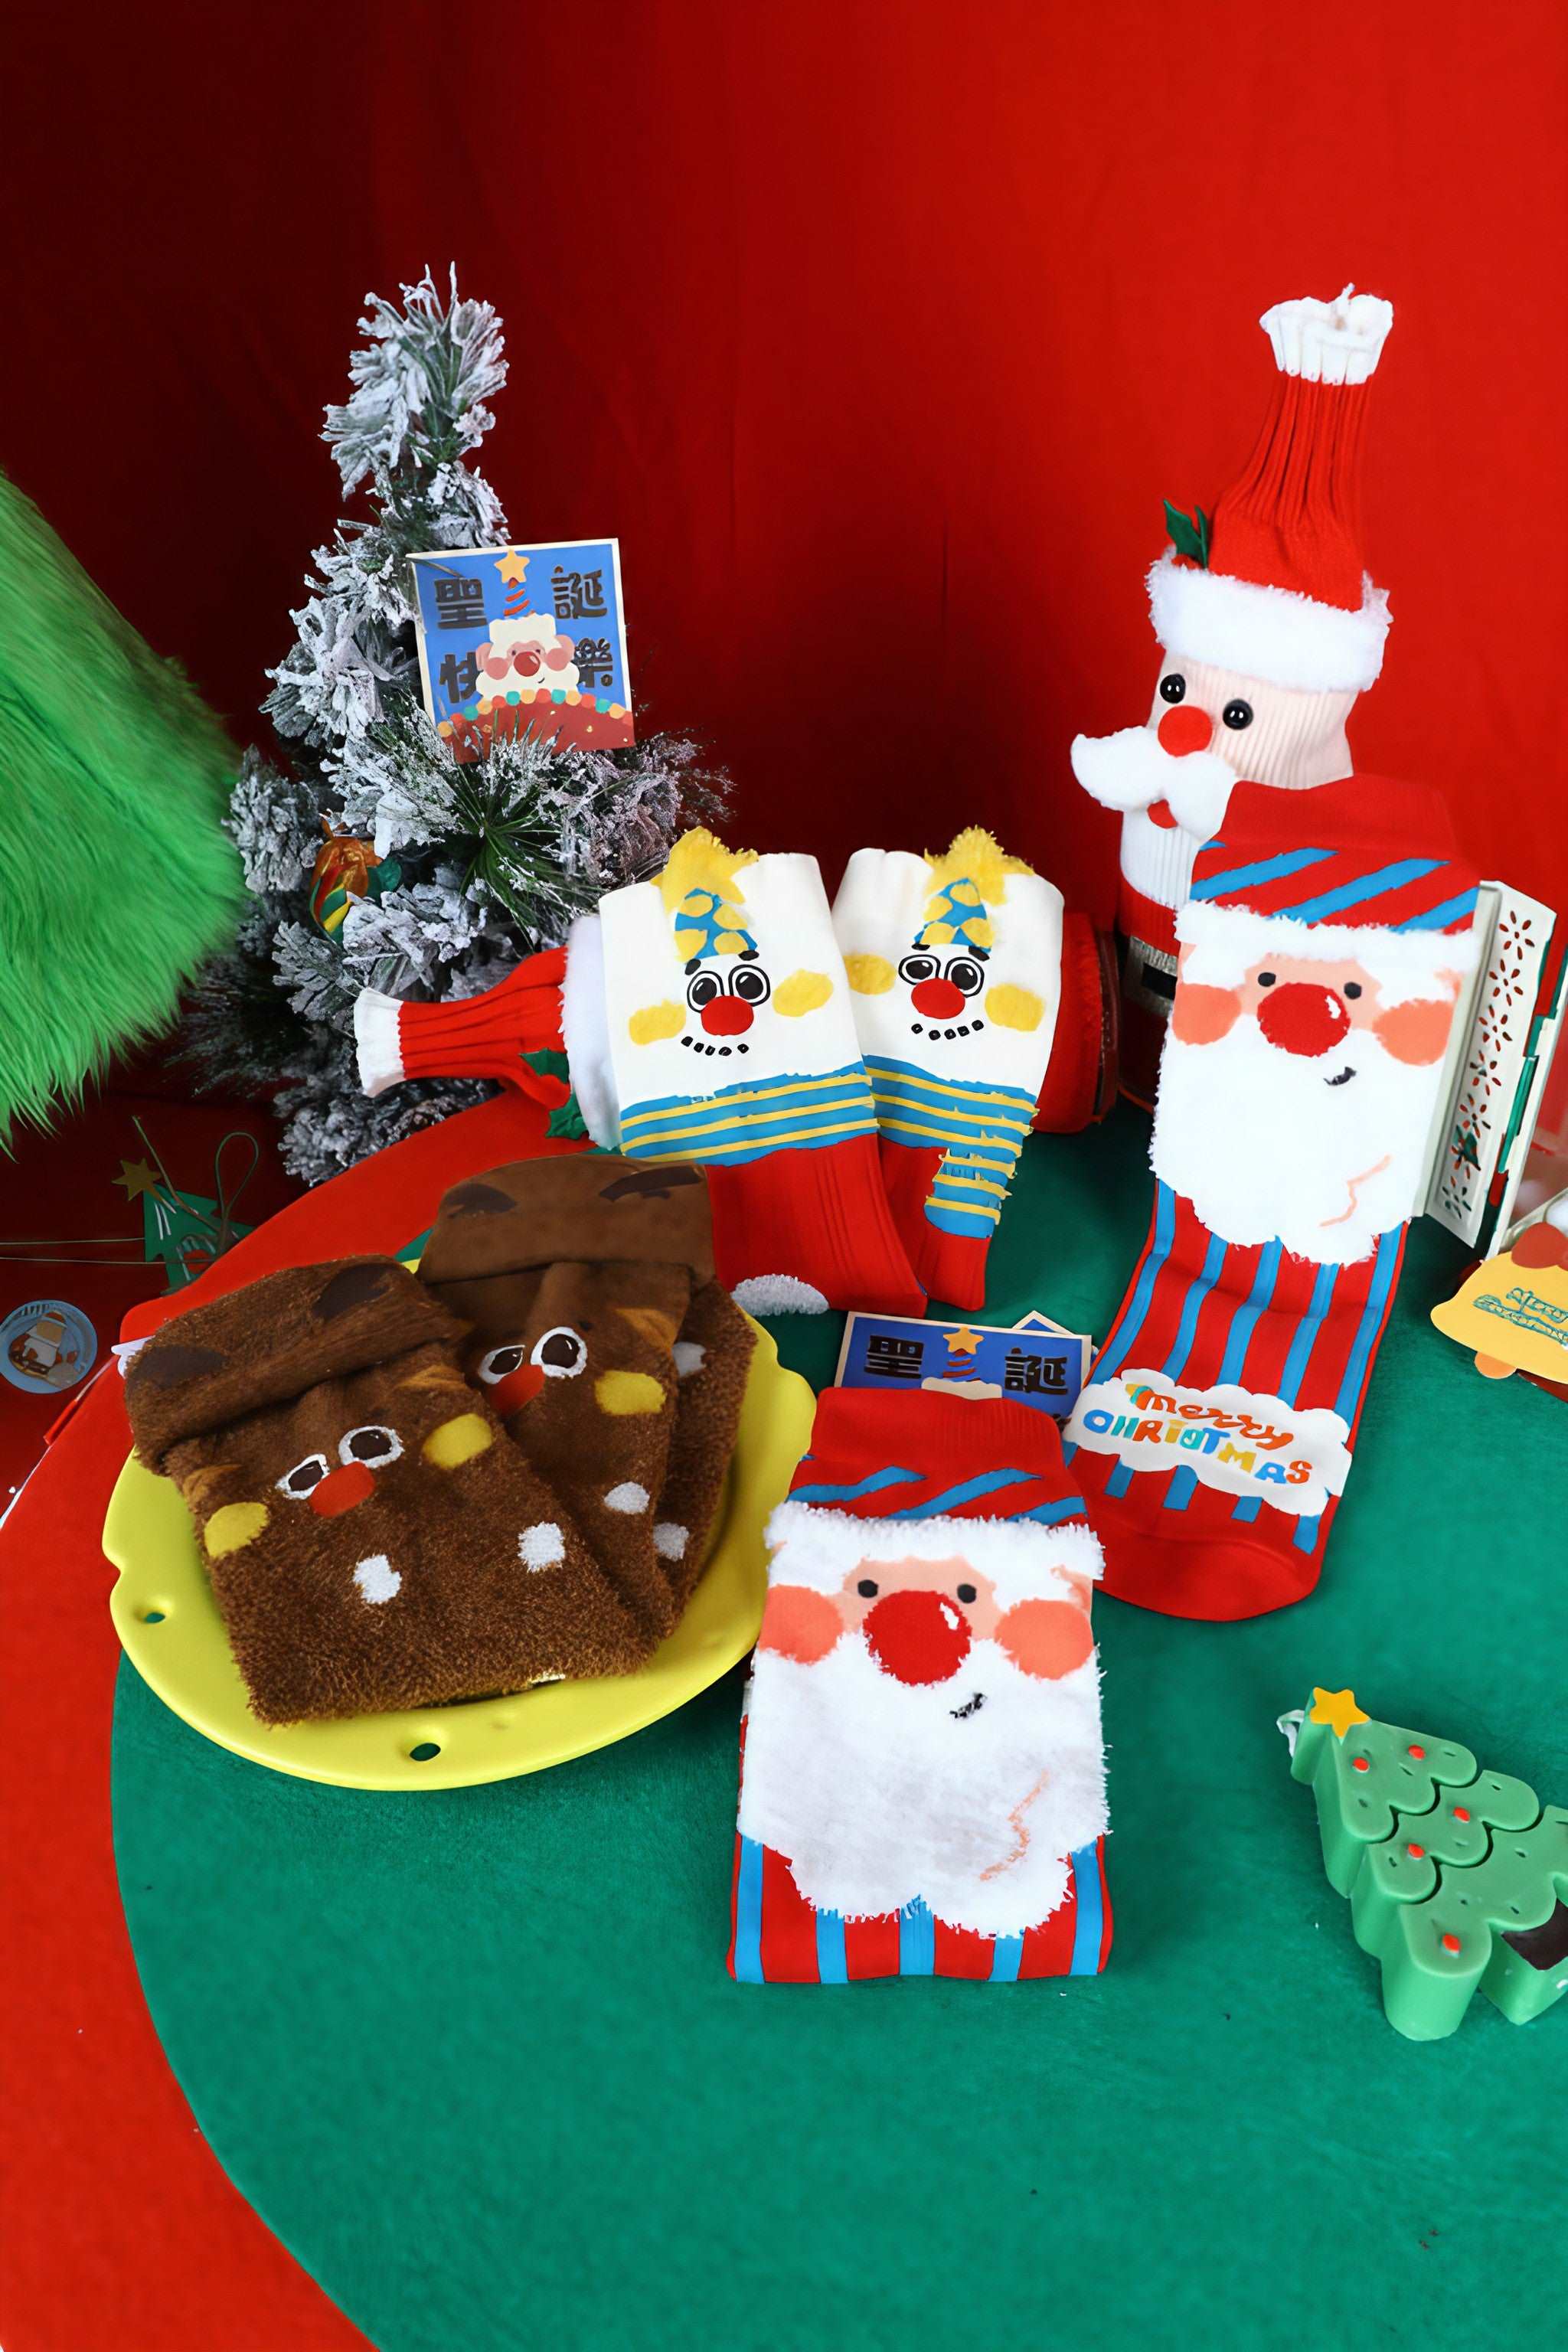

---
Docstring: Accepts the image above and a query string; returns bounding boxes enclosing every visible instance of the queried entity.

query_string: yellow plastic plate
[103,1315,812,1791]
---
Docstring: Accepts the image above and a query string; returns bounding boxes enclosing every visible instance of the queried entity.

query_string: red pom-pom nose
[491,1363,546,1416]
[701,995,754,1036]
[862,1590,972,1685]
[309,1461,376,1516]
[1157,706,1214,756]
[911,977,968,1020]
[1256,982,1351,1058]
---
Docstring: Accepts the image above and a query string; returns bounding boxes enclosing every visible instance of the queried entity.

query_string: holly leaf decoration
[545,1092,589,1141]
[521,1047,588,1138]
[1163,500,1212,568]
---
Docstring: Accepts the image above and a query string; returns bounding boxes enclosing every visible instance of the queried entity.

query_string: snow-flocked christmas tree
[188,267,727,1186]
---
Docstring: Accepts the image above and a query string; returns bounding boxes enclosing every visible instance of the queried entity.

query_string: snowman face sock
[1062,779,1478,1620]
[832,831,1066,1310]
[587,831,925,1317]
[729,1387,1111,1982]
[125,1259,646,1723]
[419,1156,707,1641]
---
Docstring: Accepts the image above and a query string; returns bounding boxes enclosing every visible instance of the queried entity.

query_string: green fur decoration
[0,474,242,1139]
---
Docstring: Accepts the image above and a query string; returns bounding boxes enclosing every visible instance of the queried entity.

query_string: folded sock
[833,829,1067,1311]
[418,1155,714,1639]
[729,1387,1111,1982]
[124,1258,645,1723]
[590,831,925,1315]
[1063,778,1478,1619]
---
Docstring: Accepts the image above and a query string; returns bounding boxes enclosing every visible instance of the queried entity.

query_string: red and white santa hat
[1149,288,1395,696]
[1178,776,1481,1001]
[766,1387,1102,1601]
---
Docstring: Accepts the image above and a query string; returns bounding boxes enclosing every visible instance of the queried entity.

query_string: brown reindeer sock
[658,1282,756,1605]
[419,1155,716,1638]
[124,1257,648,1724]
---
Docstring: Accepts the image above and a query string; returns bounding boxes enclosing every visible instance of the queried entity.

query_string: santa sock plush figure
[1071,288,1396,1106]
[832,828,1095,1311]
[1063,776,1478,1621]
[416,1155,714,1641]
[730,1387,1110,1982]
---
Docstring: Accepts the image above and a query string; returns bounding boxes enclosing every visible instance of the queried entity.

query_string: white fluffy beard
[739,1635,1107,1939]
[1070,727,1236,839]
[1152,1014,1444,1263]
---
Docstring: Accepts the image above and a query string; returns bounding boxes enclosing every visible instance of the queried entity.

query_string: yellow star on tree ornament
[946,1326,982,1359]
[1309,1687,1370,1742]
[115,1158,162,1202]
[494,548,529,585]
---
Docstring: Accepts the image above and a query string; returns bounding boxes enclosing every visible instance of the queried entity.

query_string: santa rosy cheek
[1171,983,1241,1045]
[995,1598,1093,1680]
[758,1583,842,1662]
[1373,995,1455,1067]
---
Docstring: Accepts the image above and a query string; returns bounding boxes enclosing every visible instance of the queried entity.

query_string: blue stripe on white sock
[1164,1237,1281,1514]
[1282,857,1439,926]
[1190,847,1333,900]
[989,1934,1024,1982]
[1292,1223,1401,1553]
[1069,1845,1104,1974]
[1106,1221,1226,1500]
[1231,1257,1338,1523]
[815,1906,848,1984]
[886,1468,1035,1520]
[899,1899,936,1975]
[789,1466,921,1506]
[1065,1181,1177,1468]
[733,1836,765,1981]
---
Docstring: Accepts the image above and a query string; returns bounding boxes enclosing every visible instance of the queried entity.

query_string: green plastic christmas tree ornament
[0,472,240,1141]
[1287,1687,1568,2041]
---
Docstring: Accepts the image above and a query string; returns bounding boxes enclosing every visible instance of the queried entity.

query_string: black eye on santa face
[532,1326,587,1378]
[1159,673,1186,704]
[277,1452,329,1499]
[338,1423,403,1468]
[1344,982,1362,1000]
[857,1578,878,1598]
[1257,971,1276,988]
[731,964,771,1004]
[1222,698,1254,730]
[898,954,939,985]
[947,959,985,997]
[686,971,722,1011]
[476,1344,527,1383]
[956,1582,977,1602]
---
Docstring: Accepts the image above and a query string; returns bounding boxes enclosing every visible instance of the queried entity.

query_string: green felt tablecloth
[113,1106,1566,2351]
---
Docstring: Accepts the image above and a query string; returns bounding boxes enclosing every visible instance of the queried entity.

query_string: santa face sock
[125,1259,646,1723]
[729,1387,1111,1982]
[584,831,924,1317]
[831,829,1067,1311]
[1063,779,1478,1620]
[418,1155,708,1640]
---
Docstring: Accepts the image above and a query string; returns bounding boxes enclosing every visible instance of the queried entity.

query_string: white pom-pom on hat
[1259,286,1394,386]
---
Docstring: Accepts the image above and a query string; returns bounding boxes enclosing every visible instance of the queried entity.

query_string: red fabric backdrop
[6,1,1566,922]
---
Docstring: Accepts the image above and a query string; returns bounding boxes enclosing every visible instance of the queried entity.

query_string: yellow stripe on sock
[632,1117,876,1158]
[619,1070,864,1131]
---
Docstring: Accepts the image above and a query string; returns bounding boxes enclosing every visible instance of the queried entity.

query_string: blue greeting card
[408,538,634,763]
[834,1312,1089,1419]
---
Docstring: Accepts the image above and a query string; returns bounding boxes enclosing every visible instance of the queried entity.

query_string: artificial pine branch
[182,265,730,1186]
